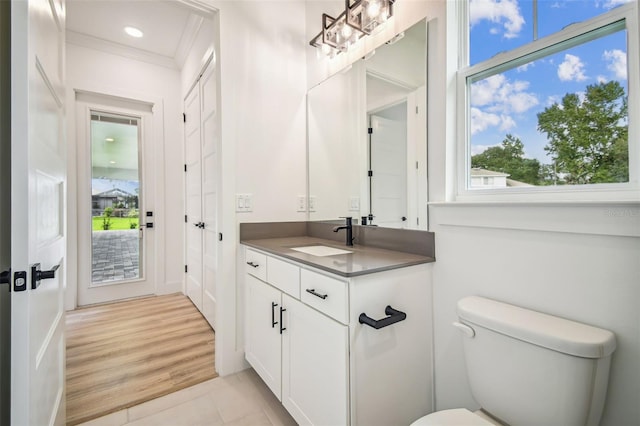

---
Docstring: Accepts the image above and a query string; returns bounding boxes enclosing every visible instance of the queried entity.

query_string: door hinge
[184,164,187,172]
[185,265,188,273]
[368,170,373,177]
[183,113,186,123]
[368,127,373,134]
[416,106,419,114]
[218,233,223,241]
[416,161,419,169]
[185,215,188,223]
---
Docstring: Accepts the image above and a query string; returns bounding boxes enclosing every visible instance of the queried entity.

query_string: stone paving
[92,230,140,283]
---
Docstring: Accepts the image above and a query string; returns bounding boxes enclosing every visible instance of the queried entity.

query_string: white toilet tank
[456,296,616,426]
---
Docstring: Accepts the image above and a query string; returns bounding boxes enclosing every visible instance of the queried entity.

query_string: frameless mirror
[307,18,427,229]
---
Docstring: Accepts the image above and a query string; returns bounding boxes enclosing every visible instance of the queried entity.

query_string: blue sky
[469,0,631,164]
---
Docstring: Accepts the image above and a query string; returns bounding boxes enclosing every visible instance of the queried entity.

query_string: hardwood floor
[66,293,217,426]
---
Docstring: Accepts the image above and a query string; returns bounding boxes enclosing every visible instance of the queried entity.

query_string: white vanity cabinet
[244,246,433,426]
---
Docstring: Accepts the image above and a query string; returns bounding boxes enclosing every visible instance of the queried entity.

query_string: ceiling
[66,0,212,69]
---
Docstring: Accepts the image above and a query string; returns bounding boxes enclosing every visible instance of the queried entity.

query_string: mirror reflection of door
[369,107,407,228]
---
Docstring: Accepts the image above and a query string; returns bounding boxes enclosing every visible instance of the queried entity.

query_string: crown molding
[66,30,179,70]
[174,13,204,69]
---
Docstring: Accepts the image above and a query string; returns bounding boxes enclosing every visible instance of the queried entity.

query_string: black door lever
[31,263,60,290]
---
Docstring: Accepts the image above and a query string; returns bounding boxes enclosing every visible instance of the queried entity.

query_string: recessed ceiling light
[105,137,114,142]
[124,26,143,38]
[109,160,116,164]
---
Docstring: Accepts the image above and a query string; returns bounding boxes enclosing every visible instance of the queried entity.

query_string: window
[459,0,638,197]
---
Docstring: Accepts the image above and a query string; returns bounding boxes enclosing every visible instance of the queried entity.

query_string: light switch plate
[297,196,306,212]
[236,194,253,212]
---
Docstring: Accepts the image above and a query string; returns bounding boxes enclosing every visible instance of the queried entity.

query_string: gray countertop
[241,236,435,277]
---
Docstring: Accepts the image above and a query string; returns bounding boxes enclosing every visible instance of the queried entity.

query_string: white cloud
[470,107,501,135]
[603,49,627,79]
[471,143,501,155]
[469,0,525,39]
[557,54,587,82]
[499,115,516,131]
[597,75,608,84]
[599,0,633,9]
[546,95,561,106]
[516,62,534,72]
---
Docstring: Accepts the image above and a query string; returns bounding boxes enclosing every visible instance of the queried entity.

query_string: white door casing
[11,0,67,424]
[75,95,156,306]
[184,82,203,311]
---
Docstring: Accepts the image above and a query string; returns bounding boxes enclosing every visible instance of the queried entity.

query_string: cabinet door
[245,275,282,398]
[282,295,349,426]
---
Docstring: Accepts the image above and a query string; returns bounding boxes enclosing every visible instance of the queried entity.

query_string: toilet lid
[411,408,497,426]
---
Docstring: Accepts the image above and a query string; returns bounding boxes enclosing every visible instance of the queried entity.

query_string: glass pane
[469,0,633,65]
[90,113,142,284]
[469,28,628,188]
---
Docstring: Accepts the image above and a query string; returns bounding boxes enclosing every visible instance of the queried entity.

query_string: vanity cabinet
[244,246,433,426]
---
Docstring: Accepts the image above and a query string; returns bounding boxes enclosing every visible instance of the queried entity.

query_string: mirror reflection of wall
[308,18,427,229]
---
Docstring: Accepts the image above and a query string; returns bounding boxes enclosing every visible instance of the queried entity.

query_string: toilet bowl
[412,296,616,426]
[411,408,499,425]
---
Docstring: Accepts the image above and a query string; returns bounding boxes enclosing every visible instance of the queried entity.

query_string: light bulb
[366,1,381,18]
[341,23,352,38]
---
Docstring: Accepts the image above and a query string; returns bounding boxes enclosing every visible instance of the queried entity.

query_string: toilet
[413,296,617,426]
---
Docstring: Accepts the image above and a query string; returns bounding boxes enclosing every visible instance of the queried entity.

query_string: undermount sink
[290,245,352,257]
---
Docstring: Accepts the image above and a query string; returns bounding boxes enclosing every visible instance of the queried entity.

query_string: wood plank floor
[66,293,217,426]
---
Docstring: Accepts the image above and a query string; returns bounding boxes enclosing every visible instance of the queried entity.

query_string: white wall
[65,42,184,309]
[423,1,640,424]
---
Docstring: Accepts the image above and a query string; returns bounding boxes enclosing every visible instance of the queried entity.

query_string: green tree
[471,134,541,185]
[537,81,628,184]
[101,207,113,231]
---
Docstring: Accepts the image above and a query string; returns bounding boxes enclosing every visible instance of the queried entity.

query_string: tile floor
[91,230,140,283]
[78,369,298,426]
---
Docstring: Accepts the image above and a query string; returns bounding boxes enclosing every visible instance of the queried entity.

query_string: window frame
[456,1,640,202]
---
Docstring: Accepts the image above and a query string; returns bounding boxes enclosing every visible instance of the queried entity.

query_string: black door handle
[359,305,407,330]
[279,307,286,334]
[31,263,60,290]
[271,302,278,328]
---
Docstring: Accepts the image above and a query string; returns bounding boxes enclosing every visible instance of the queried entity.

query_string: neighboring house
[92,188,136,216]
[470,168,509,188]
[470,168,535,189]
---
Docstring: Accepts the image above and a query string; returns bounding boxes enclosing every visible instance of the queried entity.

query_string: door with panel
[10,0,67,424]
[281,295,349,426]
[200,60,219,329]
[245,274,283,398]
[184,84,203,310]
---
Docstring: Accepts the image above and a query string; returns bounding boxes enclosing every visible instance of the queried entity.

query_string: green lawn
[92,217,139,231]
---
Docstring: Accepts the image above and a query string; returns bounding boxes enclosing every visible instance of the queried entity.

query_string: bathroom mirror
[307,18,427,229]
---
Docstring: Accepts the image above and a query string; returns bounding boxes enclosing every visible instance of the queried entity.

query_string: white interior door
[75,95,156,306]
[370,114,407,228]
[184,84,203,311]
[200,61,219,329]
[11,0,66,424]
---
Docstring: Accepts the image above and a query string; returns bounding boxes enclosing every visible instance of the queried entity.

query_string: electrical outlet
[297,196,306,212]
[349,196,360,211]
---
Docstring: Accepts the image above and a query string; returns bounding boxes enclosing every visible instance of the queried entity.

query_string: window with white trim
[458,0,638,197]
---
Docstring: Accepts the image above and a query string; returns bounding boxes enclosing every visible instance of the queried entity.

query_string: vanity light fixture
[310,0,394,58]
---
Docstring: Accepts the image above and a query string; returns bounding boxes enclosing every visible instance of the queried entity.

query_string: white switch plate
[297,196,306,212]
[236,194,253,212]
[308,196,317,212]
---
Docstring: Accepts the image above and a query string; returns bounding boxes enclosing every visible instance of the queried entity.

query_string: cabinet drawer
[267,257,300,298]
[245,248,267,281]
[300,269,348,324]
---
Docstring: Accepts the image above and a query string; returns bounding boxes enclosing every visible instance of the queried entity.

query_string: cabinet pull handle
[246,261,259,268]
[279,307,286,334]
[271,302,278,328]
[305,288,328,300]
[359,305,407,330]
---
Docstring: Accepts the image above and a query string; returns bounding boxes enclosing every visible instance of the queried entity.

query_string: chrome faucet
[333,217,354,247]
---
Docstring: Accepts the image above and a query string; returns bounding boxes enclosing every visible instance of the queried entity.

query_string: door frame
[66,89,166,310]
